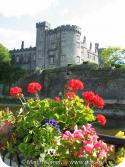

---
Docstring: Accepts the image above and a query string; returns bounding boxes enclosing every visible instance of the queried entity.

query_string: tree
[109,50,125,67]
[0,43,11,63]
[0,62,26,95]
[100,47,121,67]
[0,44,26,95]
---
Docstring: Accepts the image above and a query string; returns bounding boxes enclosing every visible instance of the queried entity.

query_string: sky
[0,0,125,50]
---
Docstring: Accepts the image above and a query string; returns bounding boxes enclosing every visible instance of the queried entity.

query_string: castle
[10,21,99,71]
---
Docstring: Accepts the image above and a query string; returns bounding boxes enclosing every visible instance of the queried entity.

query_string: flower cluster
[43,118,60,133]
[10,87,23,97]
[96,114,106,126]
[27,82,42,94]
[62,124,108,165]
[67,79,84,91]
[82,91,105,109]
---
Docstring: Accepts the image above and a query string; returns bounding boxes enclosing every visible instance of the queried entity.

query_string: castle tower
[59,25,82,66]
[36,21,50,68]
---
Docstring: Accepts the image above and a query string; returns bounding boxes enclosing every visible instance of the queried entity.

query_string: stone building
[10,21,99,70]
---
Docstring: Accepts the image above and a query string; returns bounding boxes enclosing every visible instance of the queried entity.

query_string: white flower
[47,149,56,156]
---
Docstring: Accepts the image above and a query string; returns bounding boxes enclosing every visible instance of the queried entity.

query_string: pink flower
[77,154,83,158]
[64,131,72,136]
[73,130,84,140]
[98,151,107,158]
[65,92,76,99]
[62,131,72,140]
[84,143,94,153]
[54,96,60,102]
[94,143,100,149]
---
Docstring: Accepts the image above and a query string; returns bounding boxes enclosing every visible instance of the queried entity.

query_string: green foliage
[0,62,26,95]
[100,47,121,67]
[26,96,95,131]
[83,61,99,70]
[0,43,11,63]
[0,43,26,95]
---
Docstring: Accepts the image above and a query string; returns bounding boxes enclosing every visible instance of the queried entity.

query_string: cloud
[0,0,57,17]
[78,0,125,48]
[0,28,35,49]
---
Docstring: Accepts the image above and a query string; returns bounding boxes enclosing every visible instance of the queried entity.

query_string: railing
[98,134,125,146]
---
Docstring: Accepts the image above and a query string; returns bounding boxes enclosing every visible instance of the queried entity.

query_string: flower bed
[0,79,124,167]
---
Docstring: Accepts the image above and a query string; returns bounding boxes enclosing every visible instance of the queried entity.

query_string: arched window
[49,55,55,64]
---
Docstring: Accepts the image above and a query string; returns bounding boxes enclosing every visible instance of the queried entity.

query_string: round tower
[59,24,82,66]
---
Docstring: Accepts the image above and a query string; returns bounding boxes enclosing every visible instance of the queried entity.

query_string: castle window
[88,54,91,59]
[93,55,95,61]
[61,55,65,61]
[77,56,80,63]
[49,55,55,64]
[76,42,80,48]
[16,56,19,63]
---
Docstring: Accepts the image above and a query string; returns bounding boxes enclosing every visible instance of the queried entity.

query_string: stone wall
[19,64,125,100]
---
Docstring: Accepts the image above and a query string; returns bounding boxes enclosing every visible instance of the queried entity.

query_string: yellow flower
[115,131,125,138]
[0,111,3,118]
[116,157,124,164]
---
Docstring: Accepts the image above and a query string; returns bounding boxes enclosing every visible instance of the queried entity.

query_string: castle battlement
[36,21,50,28]
[10,47,36,53]
[47,24,81,34]
[36,22,81,34]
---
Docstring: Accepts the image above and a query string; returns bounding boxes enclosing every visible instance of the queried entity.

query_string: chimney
[89,42,92,51]
[95,43,99,53]
[21,41,24,49]
[83,36,86,43]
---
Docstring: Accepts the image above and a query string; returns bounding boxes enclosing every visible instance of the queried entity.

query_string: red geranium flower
[93,95,105,109]
[82,91,95,104]
[10,87,22,97]
[65,92,76,99]
[67,79,84,92]
[96,114,106,126]
[28,82,42,94]
[54,96,60,102]
[82,91,105,109]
